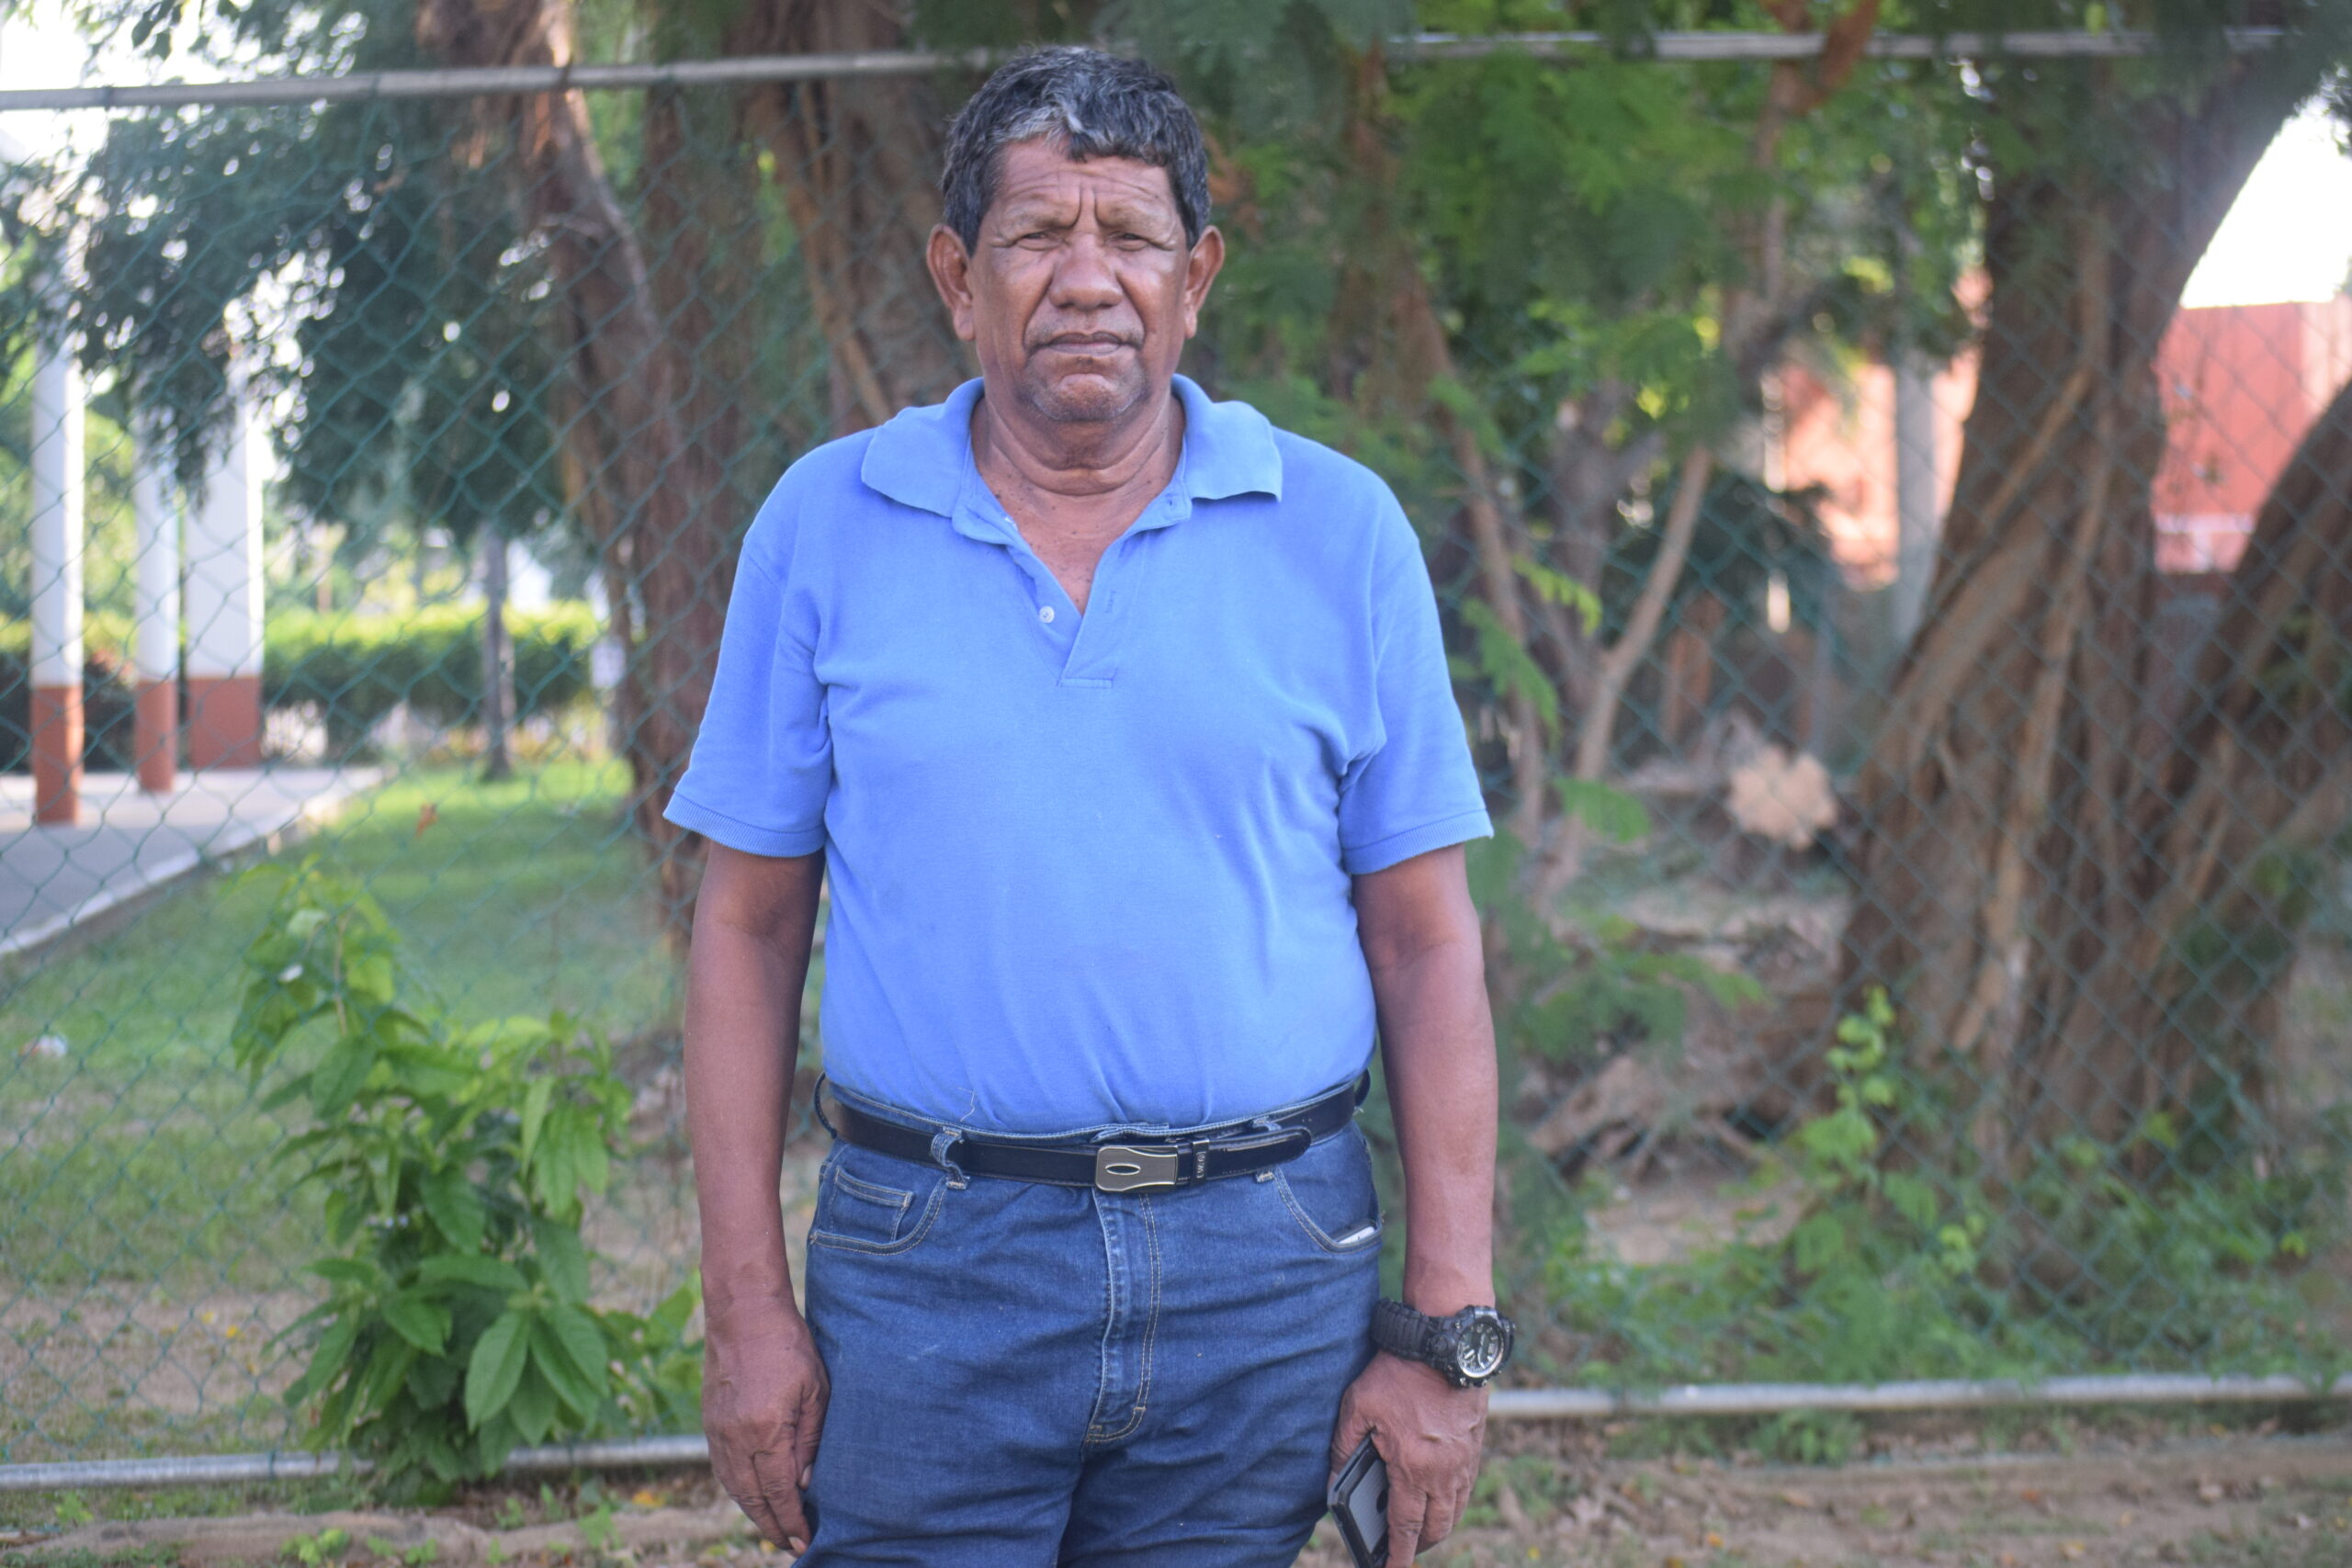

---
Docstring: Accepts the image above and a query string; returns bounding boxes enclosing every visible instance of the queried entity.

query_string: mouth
[1035,334,1137,355]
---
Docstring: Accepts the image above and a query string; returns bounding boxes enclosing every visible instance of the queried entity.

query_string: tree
[1841,12,2352,1175]
[1158,0,1965,897]
[20,0,957,934]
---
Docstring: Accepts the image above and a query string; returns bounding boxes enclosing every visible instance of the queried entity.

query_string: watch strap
[1372,1297,1435,1365]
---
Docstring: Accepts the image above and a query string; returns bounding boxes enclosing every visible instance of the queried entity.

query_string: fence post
[132,415,183,794]
[28,334,85,826]
[186,399,266,770]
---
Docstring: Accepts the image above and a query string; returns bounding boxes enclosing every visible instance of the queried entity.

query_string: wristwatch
[1371,1299,1516,1388]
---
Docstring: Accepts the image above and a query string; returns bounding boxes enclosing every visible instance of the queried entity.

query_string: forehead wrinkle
[989,154,1183,236]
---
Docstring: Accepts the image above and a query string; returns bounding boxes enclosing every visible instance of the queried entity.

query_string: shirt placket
[956,487,1188,689]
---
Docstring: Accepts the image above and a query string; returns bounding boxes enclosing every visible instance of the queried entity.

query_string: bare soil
[9,1431,2352,1568]
[1300,1430,2352,1567]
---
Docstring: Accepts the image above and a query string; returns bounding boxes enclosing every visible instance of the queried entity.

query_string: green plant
[51,1493,95,1528]
[286,1527,351,1565]
[232,863,699,1492]
[575,1502,618,1555]
[1539,988,2350,1445]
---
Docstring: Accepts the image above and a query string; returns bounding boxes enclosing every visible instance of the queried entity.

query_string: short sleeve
[662,488,831,858]
[1336,494,1494,874]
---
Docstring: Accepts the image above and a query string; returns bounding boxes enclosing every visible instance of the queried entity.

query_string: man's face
[930,138,1224,427]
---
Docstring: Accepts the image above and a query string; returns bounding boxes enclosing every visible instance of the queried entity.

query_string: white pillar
[185,400,266,769]
[29,340,85,824]
[1891,351,1942,648]
[131,418,182,792]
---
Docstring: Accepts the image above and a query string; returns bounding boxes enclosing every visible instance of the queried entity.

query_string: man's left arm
[1334,841,1498,1562]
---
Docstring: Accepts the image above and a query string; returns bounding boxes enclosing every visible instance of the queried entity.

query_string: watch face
[1457,1315,1508,1381]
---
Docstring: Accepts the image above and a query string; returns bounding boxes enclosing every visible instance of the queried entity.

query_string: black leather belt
[821,1076,1368,1193]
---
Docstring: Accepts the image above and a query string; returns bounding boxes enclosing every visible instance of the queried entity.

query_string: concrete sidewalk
[0,768,381,959]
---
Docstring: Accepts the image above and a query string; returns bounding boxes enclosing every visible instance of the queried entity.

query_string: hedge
[266,604,603,752]
[3,604,603,769]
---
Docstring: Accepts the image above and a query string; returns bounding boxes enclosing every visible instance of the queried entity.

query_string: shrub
[232,863,698,1494]
[266,605,602,755]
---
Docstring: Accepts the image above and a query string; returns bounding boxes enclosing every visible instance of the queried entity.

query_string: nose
[1047,231,1123,313]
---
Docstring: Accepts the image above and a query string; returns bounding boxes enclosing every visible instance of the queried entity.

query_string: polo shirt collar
[857,374,1283,522]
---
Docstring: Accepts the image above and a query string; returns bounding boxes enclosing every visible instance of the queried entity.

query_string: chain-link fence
[5,17,2352,1468]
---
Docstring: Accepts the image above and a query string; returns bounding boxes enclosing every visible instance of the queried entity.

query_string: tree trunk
[2015,377,2352,1162]
[639,82,768,562]
[417,0,731,941]
[480,531,515,783]
[1841,60,2321,1172]
[726,0,967,427]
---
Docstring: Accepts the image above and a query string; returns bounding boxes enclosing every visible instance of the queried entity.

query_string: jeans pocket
[808,1145,944,1256]
[1273,1126,1385,1254]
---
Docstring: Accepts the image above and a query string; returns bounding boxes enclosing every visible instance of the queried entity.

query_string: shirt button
[1038,605,1057,624]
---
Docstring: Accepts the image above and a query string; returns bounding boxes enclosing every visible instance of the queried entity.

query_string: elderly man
[671,46,1508,1567]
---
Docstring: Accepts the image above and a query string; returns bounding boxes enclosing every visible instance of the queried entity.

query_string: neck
[973,380,1183,513]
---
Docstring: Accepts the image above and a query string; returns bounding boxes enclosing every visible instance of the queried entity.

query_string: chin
[1025,371,1148,425]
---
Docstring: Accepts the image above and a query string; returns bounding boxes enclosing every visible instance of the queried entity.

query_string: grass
[0,761,684,1461]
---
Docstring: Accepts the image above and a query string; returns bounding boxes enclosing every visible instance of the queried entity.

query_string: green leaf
[527,1316,599,1416]
[538,1304,611,1401]
[354,1334,418,1418]
[464,1311,531,1430]
[418,1254,527,1293]
[421,1169,487,1253]
[1515,556,1603,634]
[1555,778,1651,845]
[383,1292,453,1355]
[1883,1172,1940,1231]
[285,1315,361,1410]
[407,1350,459,1411]
[305,1258,381,1289]
[531,1215,591,1303]
[311,1036,378,1117]
[347,953,396,1005]
[1792,1212,1849,1275]
[505,1365,557,1446]
[518,1077,554,1168]
[1460,598,1560,739]
[646,1280,698,1344]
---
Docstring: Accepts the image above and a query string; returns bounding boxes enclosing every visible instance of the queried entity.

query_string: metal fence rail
[4,9,2350,1470]
[0,31,2289,112]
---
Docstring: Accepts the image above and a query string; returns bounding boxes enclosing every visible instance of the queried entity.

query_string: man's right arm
[684,843,828,1554]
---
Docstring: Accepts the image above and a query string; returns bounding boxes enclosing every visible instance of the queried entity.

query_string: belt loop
[930,1127,970,1190]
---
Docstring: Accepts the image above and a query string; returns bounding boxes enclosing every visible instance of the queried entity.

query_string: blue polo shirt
[666,376,1490,1134]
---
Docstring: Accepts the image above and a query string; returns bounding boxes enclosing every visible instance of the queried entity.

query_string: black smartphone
[1327,1434,1389,1568]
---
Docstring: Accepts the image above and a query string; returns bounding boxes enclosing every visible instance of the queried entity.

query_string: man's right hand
[703,1298,830,1553]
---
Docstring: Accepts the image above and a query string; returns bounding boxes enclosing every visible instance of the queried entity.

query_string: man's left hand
[1329,1351,1488,1561]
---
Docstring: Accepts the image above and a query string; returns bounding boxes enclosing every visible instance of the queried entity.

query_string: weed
[285,1526,350,1565]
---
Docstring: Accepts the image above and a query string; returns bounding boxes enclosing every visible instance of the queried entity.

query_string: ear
[1181,225,1226,340]
[927,225,980,343]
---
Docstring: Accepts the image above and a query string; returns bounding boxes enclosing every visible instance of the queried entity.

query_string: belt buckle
[1094,1144,1181,1193]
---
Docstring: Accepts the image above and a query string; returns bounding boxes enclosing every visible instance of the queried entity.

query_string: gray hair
[940,47,1211,251]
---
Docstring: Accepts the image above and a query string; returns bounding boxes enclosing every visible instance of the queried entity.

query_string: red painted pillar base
[135,679,178,795]
[31,683,84,826]
[185,674,264,770]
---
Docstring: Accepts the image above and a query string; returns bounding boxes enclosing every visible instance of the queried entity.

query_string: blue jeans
[798,1111,1384,1565]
